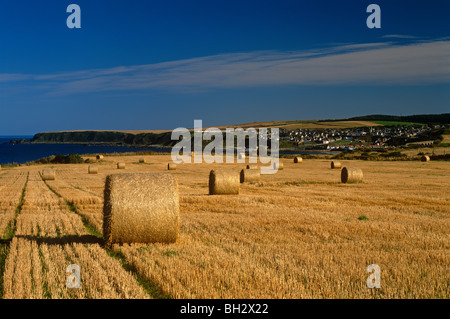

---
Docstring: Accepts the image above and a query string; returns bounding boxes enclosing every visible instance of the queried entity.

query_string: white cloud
[1,39,449,95]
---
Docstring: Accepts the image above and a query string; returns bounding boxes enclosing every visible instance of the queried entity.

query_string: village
[278,125,440,150]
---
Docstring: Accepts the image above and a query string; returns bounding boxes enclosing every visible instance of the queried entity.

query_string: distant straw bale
[168,163,177,170]
[139,158,146,163]
[96,155,104,160]
[274,161,284,170]
[209,170,240,195]
[103,173,180,245]
[341,167,363,183]
[117,162,126,169]
[294,157,303,163]
[331,161,342,169]
[246,164,258,170]
[240,169,260,183]
[88,165,98,174]
[421,155,430,162]
[238,153,246,160]
[42,169,56,181]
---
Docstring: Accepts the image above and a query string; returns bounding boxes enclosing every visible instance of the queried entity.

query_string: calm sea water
[0,136,171,165]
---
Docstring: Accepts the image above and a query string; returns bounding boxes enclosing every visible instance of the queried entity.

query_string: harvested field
[0,154,449,299]
[1,167,148,298]
[0,170,28,236]
[3,237,148,299]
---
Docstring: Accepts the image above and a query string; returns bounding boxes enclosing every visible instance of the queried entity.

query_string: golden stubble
[0,156,449,298]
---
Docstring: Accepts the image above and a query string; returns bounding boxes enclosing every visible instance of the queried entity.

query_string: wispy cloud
[1,39,449,96]
[381,34,419,39]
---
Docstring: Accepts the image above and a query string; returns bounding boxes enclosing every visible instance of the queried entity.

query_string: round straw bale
[341,167,363,183]
[117,162,126,169]
[103,173,179,245]
[246,164,258,170]
[273,161,284,170]
[42,169,56,181]
[168,163,177,170]
[209,170,240,195]
[139,158,146,163]
[331,161,342,169]
[88,165,98,174]
[294,157,303,163]
[240,169,260,183]
[0,164,2,171]
[421,155,430,162]
[96,155,104,160]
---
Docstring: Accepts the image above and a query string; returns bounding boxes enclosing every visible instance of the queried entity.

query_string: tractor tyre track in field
[0,171,29,298]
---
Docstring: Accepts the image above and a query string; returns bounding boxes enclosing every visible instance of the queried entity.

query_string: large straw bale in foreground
[42,169,56,181]
[294,157,303,163]
[209,170,240,195]
[341,167,363,183]
[117,162,126,169]
[421,155,430,162]
[240,169,260,183]
[331,161,342,169]
[103,173,180,245]
[88,165,98,174]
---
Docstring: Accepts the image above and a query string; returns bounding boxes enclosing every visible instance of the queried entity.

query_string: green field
[373,121,426,126]
[329,140,354,145]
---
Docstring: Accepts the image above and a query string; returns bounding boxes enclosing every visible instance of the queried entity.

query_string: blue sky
[1,0,449,134]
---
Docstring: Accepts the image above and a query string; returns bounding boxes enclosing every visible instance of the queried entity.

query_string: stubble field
[0,154,448,299]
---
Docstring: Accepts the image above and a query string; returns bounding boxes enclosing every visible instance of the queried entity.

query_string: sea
[0,136,339,165]
[0,136,171,165]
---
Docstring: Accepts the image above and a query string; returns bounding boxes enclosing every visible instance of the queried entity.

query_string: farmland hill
[348,113,450,124]
[28,113,449,146]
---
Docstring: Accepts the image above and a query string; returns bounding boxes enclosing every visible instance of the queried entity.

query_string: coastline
[0,142,172,165]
